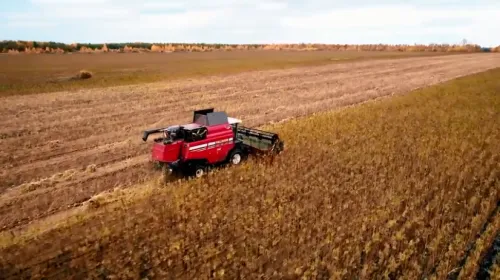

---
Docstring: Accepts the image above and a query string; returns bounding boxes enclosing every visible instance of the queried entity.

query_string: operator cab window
[166,126,183,140]
[184,127,208,142]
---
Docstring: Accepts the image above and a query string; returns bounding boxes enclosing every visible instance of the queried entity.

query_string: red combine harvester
[142,108,284,181]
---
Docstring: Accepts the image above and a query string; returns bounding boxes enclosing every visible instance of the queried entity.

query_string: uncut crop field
[0,66,499,279]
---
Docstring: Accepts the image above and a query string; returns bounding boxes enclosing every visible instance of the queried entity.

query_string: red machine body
[142,108,284,178]
[151,123,235,165]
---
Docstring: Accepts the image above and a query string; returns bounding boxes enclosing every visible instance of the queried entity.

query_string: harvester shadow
[151,150,283,187]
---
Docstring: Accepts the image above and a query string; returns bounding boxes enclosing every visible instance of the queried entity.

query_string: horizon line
[1,39,494,48]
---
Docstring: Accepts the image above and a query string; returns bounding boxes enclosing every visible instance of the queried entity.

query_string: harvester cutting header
[142,108,284,180]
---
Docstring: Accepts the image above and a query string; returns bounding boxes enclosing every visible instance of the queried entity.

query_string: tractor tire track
[477,232,500,279]
[0,155,151,231]
[446,201,499,280]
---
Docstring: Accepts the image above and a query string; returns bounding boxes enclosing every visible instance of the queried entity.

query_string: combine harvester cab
[142,108,284,181]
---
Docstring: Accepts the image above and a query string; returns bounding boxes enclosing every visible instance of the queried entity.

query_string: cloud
[141,1,185,10]
[281,6,423,29]
[8,9,135,21]
[279,4,500,46]
[257,1,288,11]
[137,10,224,30]
[7,21,57,28]
[3,0,500,46]
[31,0,110,4]
[280,5,499,29]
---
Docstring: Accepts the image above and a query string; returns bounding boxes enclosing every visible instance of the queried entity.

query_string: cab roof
[189,108,242,129]
[181,123,201,130]
[228,117,242,124]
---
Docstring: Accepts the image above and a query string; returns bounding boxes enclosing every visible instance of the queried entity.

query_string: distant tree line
[0,41,73,52]
[0,40,497,54]
[0,41,150,52]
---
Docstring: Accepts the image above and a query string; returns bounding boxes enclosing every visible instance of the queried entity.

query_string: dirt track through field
[0,53,499,231]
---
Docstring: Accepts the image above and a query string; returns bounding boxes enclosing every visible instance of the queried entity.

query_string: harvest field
[0,62,499,279]
[0,52,499,278]
[0,53,499,235]
[0,50,454,96]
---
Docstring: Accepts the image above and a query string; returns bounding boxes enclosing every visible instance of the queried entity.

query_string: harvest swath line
[447,202,500,279]
[477,220,500,280]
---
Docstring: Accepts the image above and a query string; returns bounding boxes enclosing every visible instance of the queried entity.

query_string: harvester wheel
[229,149,242,165]
[162,165,174,184]
[194,165,205,178]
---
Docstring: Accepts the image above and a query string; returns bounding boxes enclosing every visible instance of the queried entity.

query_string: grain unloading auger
[142,108,284,182]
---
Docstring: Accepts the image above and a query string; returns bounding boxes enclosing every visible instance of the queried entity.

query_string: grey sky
[1,0,499,46]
